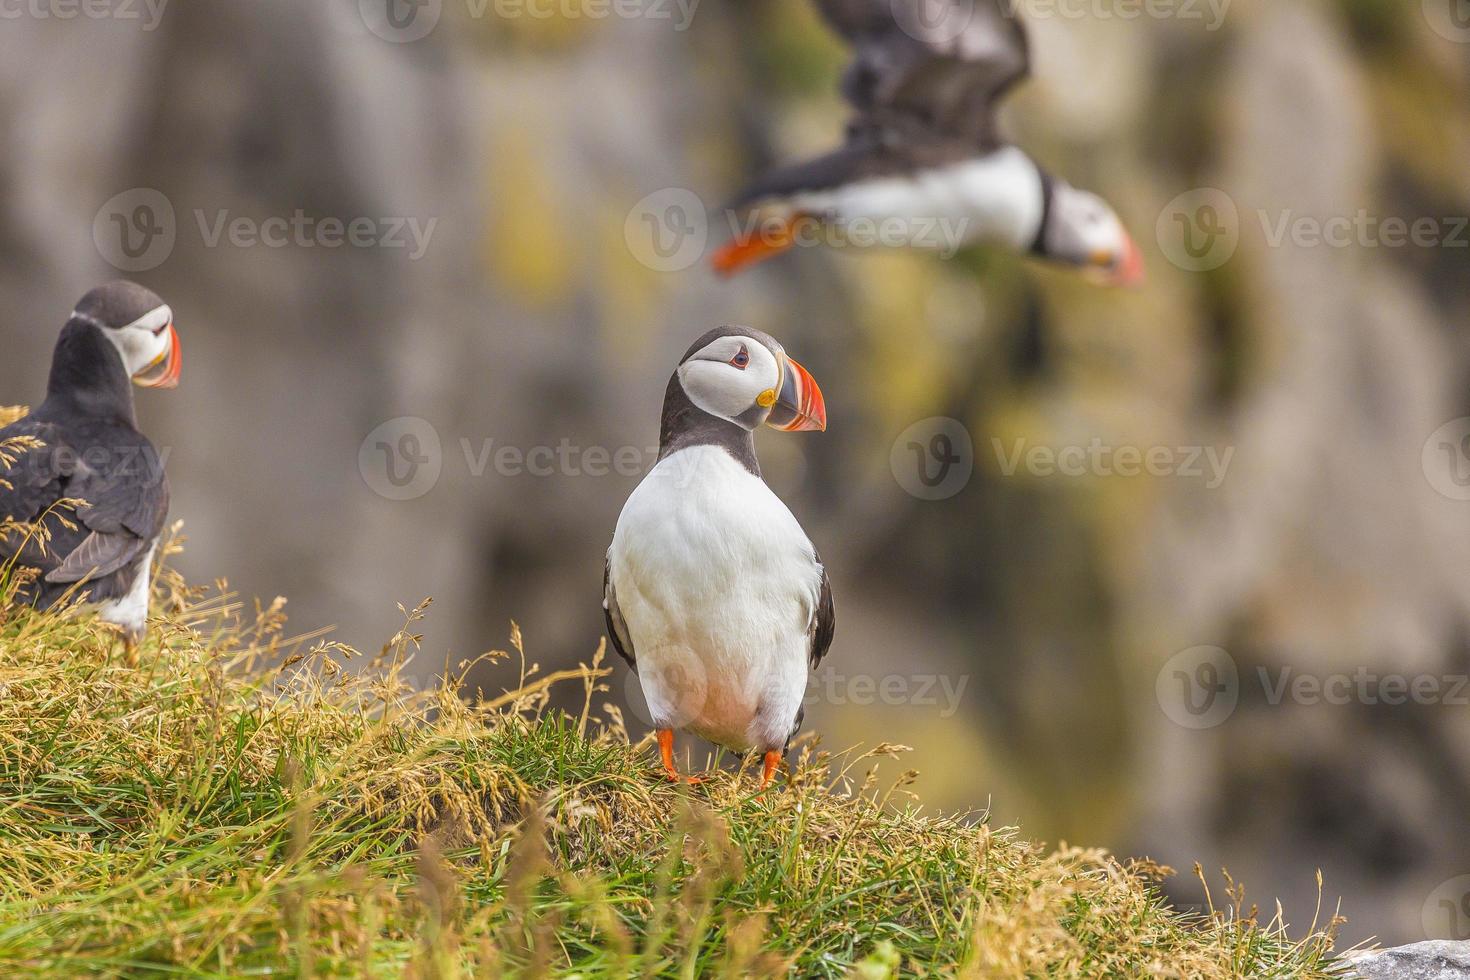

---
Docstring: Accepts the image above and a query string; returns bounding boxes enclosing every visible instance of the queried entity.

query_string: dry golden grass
[0,420,1352,976]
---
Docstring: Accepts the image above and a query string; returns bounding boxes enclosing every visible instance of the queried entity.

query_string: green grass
[0,585,1356,978]
[0,409,1353,977]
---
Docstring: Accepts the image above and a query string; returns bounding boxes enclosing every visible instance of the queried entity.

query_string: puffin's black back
[42,320,138,423]
[0,317,169,608]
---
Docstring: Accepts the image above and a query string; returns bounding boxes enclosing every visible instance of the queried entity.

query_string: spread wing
[602,556,636,669]
[810,556,835,671]
[728,0,1030,207]
[815,0,1030,147]
[727,133,899,208]
[0,415,168,606]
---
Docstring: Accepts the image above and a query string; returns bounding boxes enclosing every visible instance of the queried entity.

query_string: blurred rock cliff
[1,0,1467,948]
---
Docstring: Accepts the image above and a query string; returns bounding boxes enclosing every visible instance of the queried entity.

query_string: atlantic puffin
[0,282,181,653]
[604,327,834,788]
[713,0,1143,285]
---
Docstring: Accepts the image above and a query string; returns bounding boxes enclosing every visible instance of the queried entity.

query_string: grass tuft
[0,506,1351,975]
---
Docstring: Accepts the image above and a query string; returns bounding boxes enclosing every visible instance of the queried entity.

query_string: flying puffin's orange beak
[711,215,800,278]
[1107,232,1146,288]
[134,322,181,389]
[766,355,826,433]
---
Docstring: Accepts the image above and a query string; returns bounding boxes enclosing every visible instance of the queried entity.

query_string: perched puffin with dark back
[714,0,1143,285]
[604,327,833,788]
[0,282,181,653]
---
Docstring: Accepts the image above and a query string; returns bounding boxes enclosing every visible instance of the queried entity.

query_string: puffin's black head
[68,281,183,389]
[673,326,826,433]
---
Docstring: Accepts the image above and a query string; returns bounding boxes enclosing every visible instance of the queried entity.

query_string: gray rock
[1344,942,1470,979]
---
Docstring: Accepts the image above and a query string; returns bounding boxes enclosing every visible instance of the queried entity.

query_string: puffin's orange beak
[711,215,799,278]
[766,355,826,433]
[1108,232,1146,287]
[134,322,181,389]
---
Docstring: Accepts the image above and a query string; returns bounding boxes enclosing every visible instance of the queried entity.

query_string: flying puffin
[604,327,834,788]
[0,281,181,653]
[713,0,1143,285]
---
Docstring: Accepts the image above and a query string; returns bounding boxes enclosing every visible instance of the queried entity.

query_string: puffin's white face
[678,335,784,428]
[1047,184,1144,286]
[100,304,182,388]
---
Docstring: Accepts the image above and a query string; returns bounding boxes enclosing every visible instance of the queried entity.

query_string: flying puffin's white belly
[608,446,822,753]
[791,145,1045,253]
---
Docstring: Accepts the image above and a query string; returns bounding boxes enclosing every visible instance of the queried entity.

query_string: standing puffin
[0,282,181,653]
[713,0,1143,285]
[604,327,834,788]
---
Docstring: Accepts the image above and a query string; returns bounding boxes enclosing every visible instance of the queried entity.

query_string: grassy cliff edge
[0,559,1350,976]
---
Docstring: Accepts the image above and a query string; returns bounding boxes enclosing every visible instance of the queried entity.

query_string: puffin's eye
[730,346,750,370]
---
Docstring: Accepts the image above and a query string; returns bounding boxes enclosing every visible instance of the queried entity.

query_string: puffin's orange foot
[657,729,705,785]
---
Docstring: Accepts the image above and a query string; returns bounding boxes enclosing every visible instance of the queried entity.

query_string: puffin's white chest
[608,446,821,753]
[791,145,1045,252]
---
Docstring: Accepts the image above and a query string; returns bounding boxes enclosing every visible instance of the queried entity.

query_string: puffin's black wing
[0,415,168,606]
[810,559,835,671]
[0,414,77,575]
[810,0,889,38]
[727,135,901,208]
[785,558,836,748]
[602,557,636,669]
[816,0,1030,148]
[1,415,64,516]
